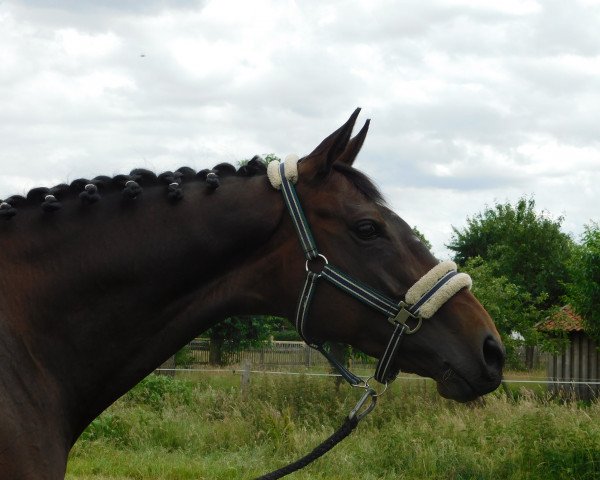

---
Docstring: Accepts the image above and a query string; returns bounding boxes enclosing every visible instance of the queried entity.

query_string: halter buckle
[388,304,423,334]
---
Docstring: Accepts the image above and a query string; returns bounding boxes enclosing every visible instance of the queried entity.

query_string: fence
[546,332,600,400]
[182,340,550,370]
[157,339,600,400]
[183,339,376,368]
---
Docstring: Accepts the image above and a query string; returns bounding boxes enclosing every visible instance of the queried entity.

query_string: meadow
[66,372,600,480]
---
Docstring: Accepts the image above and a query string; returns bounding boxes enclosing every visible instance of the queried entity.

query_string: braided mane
[0,155,384,219]
[0,156,268,215]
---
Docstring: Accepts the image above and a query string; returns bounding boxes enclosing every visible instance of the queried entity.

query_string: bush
[79,413,129,444]
[174,345,195,367]
[272,329,302,341]
[124,374,194,410]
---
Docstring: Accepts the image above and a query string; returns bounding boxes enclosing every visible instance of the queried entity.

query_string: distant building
[537,306,599,400]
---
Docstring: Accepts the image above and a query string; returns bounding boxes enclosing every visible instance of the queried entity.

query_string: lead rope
[255,388,376,480]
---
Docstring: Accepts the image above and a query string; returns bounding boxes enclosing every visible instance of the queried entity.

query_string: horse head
[273,109,504,402]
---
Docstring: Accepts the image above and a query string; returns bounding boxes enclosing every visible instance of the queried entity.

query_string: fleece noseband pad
[405,261,472,319]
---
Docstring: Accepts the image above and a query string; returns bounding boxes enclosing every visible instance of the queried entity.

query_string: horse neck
[0,174,291,440]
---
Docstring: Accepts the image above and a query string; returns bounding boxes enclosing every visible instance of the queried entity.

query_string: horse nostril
[482,336,505,375]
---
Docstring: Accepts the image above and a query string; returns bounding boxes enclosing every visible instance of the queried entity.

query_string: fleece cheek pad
[267,154,300,189]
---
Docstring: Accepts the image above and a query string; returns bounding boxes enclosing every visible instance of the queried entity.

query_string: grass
[66,372,600,480]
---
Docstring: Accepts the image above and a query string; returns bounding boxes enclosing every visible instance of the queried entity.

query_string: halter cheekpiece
[269,156,472,386]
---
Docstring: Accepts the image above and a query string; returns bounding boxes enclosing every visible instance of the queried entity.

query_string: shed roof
[537,305,584,333]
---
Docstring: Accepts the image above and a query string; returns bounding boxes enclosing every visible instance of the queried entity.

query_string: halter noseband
[270,157,472,385]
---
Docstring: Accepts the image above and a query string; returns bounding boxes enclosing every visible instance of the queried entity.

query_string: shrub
[124,374,194,410]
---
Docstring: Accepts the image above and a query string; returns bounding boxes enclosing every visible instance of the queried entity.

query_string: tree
[447,197,574,307]
[447,197,574,368]
[462,257,555,368]
[207,316,284,365]
[412,226,432,250]
[263,153,281,164]
[567,223,600,342]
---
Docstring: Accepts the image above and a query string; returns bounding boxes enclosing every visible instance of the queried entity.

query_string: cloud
[1,0,599,256]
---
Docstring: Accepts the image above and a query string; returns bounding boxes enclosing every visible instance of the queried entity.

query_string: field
[66,371,600,480]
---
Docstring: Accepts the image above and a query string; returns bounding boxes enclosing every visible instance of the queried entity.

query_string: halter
[269,157,472,386]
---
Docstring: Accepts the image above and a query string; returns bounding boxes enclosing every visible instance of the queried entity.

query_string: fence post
[156,355,176,377]
[241,359,251,399]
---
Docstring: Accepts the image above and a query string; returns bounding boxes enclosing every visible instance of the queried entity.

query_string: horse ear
[336,119,370,166]
[300,108,361,178]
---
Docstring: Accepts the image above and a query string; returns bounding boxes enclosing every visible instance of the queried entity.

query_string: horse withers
[0,110,504,479]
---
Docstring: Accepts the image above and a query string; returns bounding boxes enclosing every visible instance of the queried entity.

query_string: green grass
[66,372,600,480]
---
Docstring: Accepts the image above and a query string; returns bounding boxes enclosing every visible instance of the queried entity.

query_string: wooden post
[501,380,513,400]
[579,334,586,399]
[304,343,311,367]
[588,338,600,397]
[156,355,176,377]
[241,359,251,399]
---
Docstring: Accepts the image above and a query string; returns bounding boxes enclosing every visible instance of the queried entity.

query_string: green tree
[207,316,285,365]
[462,257,556,368]
[447,197,573,307]
[567,223,600,342]
[263,153,281,164]
[412,226,432,250]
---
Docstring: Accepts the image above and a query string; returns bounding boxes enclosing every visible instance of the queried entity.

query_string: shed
[537,306,599,400]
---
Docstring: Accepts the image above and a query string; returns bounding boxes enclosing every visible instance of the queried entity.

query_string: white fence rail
[156,340,600,399]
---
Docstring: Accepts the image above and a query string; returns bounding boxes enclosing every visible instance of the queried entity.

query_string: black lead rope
[255,416,358,480]
[255,389,377,480]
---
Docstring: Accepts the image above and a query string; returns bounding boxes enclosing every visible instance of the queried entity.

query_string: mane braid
[1,157,270,212]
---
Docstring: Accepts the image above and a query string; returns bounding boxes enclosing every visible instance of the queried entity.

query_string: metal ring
[44,194,56,202]
[405,316,423,334]
[305,253,328,276]
[364,376,389,397]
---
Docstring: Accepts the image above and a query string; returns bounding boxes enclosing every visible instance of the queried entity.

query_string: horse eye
[355,220,379,240]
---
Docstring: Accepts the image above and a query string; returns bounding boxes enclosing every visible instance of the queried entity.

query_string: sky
[1,0,599,258]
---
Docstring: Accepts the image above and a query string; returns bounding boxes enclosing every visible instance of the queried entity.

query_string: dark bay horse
[0,110,504,479]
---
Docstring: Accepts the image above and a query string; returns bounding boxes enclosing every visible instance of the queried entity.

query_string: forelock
[332,163,386,205]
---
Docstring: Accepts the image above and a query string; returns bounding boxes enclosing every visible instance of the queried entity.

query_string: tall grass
[67,373,600,480]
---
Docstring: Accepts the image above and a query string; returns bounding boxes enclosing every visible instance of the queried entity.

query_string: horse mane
[1,155,385,216]
[1,156,268,210]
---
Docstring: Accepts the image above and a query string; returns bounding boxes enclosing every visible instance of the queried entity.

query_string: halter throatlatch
[270,157,472,385]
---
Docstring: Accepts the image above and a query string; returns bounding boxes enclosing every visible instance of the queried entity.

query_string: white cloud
[57,28,120,57]
[1,0,599,256]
